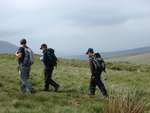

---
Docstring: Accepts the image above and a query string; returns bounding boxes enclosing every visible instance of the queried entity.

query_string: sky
[0,0,150,56]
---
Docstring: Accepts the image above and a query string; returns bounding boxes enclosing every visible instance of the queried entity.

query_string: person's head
[20,38,27,46]
[86,48,94,57]
[40,44,47,52]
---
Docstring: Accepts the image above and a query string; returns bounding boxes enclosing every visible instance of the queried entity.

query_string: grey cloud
[63,9,150,27]
[0,28,32,37]
[0,0,150,55]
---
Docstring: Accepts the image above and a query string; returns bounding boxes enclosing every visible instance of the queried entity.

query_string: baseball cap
[40,44,47,49]
[86,48,94,54]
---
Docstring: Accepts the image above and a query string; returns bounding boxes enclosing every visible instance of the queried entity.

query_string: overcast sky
[0,0,150,55]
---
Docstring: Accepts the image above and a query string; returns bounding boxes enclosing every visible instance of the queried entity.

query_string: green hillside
[0,54,149,113]
[109,53,150,64]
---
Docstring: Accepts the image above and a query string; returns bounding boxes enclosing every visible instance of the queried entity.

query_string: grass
[0,54,149,113]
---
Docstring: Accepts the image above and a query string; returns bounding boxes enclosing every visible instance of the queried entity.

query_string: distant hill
[1,40,150,64]
[0,41,18,53]
[109,53,150,64]
[65,46,150,60]
[102,46,150,58]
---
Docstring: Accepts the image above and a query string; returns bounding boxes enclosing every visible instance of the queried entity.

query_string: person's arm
[16,47,24,59]
[16,52,22,59]
[89,59,95,76]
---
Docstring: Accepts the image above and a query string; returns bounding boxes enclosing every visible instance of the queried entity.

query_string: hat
[40,44,47,49]
[86,48,94,54]
[20,38,27,45]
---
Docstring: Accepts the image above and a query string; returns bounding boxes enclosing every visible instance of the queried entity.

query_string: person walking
[40,44,60,92]
[16,38,34,93]
[86,48,108,97]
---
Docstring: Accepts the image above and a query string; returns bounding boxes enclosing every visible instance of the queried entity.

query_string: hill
[0,54,149,113]
[0,41,18,53]
[109,53,150,64]
[103,46,150,58]
[65,46,150,60]
[0,40,150,62]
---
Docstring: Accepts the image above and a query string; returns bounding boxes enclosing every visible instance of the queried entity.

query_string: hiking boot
[20,85,26,93]
[43,88,49,92]
[88,92,95,96]
[104,94,109,98]
[30,88,36,94]
[54,85,60,92]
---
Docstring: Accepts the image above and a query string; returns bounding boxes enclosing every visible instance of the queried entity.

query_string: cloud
[0,0,150,55]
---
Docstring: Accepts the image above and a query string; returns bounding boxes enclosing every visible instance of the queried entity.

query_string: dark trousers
[89,72,108,97]
[44,67,59,90]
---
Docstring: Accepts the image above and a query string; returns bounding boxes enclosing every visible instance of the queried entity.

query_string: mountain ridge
[0,41,18,53]
[0,41,150,60]
[64,46,150,60]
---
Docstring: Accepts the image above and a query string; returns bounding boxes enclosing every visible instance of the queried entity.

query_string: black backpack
[93,53,106,72]
[47,48,58,67]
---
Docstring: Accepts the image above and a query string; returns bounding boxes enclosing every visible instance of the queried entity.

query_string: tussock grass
[104,96,145,113]
[104,90,146,113]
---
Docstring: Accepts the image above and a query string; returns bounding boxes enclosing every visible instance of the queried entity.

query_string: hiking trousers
[44,67,59,90]
[89,71,108,97]
[19,64,32,92]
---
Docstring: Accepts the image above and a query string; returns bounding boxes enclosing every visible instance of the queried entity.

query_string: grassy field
[108,53,150,64]
[0,54,149,113]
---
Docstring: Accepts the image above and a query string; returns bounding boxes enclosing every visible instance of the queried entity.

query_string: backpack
[47,48,57,67]
[23,48,34,66]
[93,53,106,72]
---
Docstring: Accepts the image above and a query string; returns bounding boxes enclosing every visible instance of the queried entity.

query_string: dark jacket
[89,55,104,76]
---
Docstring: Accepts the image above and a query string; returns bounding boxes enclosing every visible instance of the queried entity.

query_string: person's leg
[20,83,26,92]
[27,66,31,79]
[48,68,59,91]
[20,65,25,92]
[88,75,96,95]
[20,65,32,92]
[44,69,50,91]
[25,66,33,92]
[95,72,108,97]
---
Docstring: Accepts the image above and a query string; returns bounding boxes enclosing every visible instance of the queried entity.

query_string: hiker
[16,39,34,93]
[86,48,108,97]
[40,44,60,92]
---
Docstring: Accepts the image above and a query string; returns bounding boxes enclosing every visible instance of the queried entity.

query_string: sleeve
[17,47,24,54]
[89,59,95,76]
[16,47,25,63]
